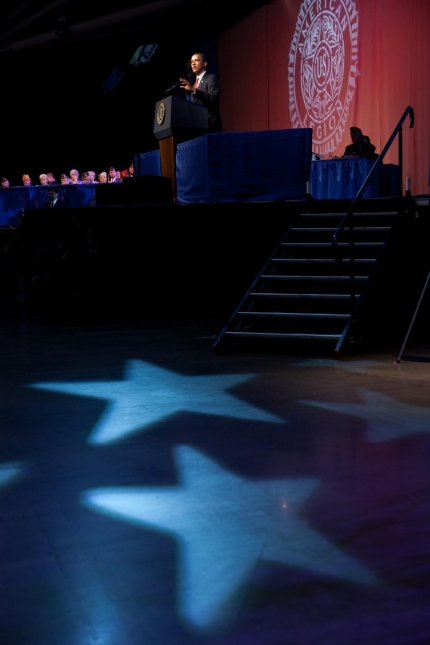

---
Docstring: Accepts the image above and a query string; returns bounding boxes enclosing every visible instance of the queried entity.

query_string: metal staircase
[212,201,403,357]
[213,105,416,358]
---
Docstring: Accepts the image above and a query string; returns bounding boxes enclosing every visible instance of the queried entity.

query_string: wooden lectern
[153,95,208,198]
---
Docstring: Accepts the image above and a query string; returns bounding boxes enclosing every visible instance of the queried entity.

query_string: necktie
[194,77,199,89]
[50,201,54,208]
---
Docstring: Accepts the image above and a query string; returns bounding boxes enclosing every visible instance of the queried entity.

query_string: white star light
[82,446,377,631]
[29,360,284,445]
[301,388,430,442]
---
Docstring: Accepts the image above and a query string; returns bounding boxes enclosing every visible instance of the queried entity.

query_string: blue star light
[29,360,284,444]
[0,462,26,488]
[293,359,387,373]
[301,388,430,442]
[82,446,377,631]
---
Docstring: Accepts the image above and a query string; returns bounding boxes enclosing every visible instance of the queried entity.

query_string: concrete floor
[1,313,429,644]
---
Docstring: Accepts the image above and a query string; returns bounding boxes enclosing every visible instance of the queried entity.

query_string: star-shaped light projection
[82,446,376,632]
[293,359,388,373]
[29,360,284,445]
[301,388,430,442]
[0,462,25,489]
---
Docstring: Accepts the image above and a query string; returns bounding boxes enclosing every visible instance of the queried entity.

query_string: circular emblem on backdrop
[157,102,166,125]
[288,0,359,156]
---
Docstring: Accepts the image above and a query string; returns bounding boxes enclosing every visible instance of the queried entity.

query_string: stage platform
[2,196,428,326]
[0,200,303,319]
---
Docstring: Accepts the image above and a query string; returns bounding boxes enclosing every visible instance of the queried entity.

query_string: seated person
[342,127,377,158]
[39,173,49,185]
[47,172,57,185]
[1,177,10,188]
[108,167,121,183]
[60,173,71,185]
[22,174,31,186]
[44,188,64,208]
[98,171,107,183]
[69,168,82,184]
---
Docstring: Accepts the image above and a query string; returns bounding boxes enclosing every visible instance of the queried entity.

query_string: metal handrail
[331,105,414,251]
[331,106,414,357]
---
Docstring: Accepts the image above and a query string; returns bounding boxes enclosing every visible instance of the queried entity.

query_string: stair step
[299,212,398,218]
[270,258,375,276]
[237,311,350,319]
[260,275,367,281]
[282,242,383,247]
[250,292,352,299]
[290,227,391,233]
[272,258,376,263]
[296,211,399,223]
[224,331,341,340]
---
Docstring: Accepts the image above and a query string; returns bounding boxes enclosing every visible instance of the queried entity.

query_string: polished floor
[1,312,430,645]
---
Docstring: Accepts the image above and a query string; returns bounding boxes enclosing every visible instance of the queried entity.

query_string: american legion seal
[288,0,359,157]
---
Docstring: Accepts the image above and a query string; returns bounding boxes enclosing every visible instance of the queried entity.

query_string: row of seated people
[0,163,135,189]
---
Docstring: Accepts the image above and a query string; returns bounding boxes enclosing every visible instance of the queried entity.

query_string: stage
[1,196,428,339]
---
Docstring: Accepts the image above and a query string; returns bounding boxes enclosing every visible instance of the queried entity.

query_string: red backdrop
[218,0,430,194]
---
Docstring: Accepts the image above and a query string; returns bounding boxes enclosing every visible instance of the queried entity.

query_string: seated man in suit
[108,166,122,183]
[179,52,223,132]
[44,188,64,208]
[342,127,377,158]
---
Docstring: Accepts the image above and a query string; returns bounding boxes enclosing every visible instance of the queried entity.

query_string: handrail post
[398,126,403,196]
[349,221,356,314]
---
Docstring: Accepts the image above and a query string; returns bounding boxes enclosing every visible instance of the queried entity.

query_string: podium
[153,95,208,198]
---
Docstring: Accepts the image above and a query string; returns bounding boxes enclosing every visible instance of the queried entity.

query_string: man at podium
[179,53,223,132]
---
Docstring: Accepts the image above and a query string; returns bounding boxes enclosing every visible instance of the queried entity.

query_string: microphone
[164,82,181,94]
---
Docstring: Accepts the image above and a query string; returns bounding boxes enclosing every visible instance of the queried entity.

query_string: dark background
[0,0,271,185]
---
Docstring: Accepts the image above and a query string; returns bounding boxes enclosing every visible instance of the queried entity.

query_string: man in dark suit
[342,127,377,158]
[179,53,223,132]
[44,188,65,208]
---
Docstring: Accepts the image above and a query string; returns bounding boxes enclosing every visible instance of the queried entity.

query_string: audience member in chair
[69,168,82,184]
[342,127,377,158]
[1,177,10,188]
[60,173,71,185]
[44,188,64,208]
[108,167,121,183]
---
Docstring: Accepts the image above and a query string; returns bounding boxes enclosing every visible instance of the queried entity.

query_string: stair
[213,202,403,357]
